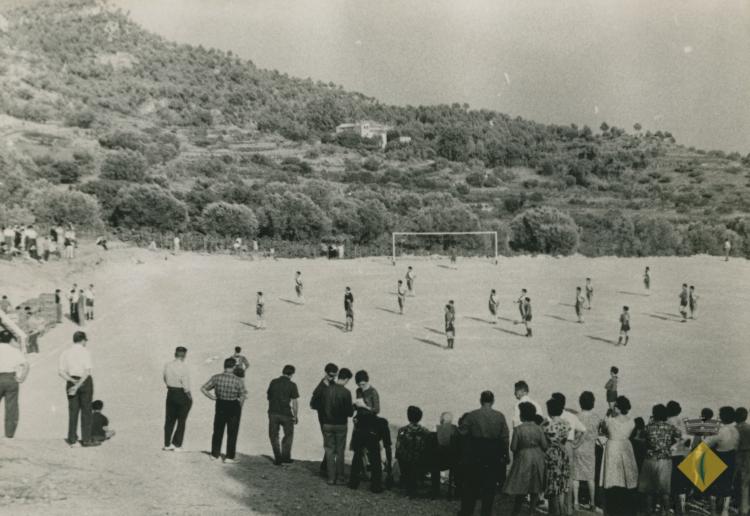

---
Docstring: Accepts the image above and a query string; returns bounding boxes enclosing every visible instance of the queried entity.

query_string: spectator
[705,406,739,516]
[200,358,247,463]
[551,392,586,514]
[396,405,431,498]
[163,346,192,452]
[0,295,11,314]
[542,397,572,515]
[599,396,639,515]
[573,391,602,511]
[735,407,750,516]
[349,370,383,493]
[0,330,29,438]
[320,367,353,485]
[431,412,459,499]
[91,400,115,442]
[310,363,338,478]
[504,401,548,515]
[637,404,680,515]
[58,331,99,447]
[666,400,691,515]
[630,417,648,471]
[513,380,543,427]
[267,364,299,466]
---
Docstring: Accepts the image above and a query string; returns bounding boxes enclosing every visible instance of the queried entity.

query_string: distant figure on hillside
[678,284,689,322]
[488,289,499,324]
[397,280,406,315]
[294,271,304,304]
[575,287,586,323]
[617,306,630,346]
[84,284,95,321]
[444,303,455,349]
[163,346,192,452]
[724,239,732,261]
[450,250,457,267]
[0,295,11,314]
[233,238,242,255]
[344,287,354,332]
[54,290,62,323]
[516,289,528,321]
[585,278,593,310]
[91,400,115,442]
[173,236,180,253]
[643,267,651,291]
[64,226,76,259]
[405,266,416,296]
[96,236,108,251]
[255,292,266,330]
[688,286,698,320]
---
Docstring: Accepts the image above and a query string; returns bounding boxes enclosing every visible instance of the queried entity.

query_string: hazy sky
[113,0,750,153]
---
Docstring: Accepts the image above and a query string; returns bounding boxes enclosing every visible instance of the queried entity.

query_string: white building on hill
[335,120,391,149]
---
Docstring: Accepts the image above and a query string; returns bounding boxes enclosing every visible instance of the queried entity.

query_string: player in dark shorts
[405,267,416,296]
[516,289,527,321]
[444,304,455,349]
[522,297,532,337]
[256,291,266,329]
[617,307,630,346]
[678,284,689,322]
[344,287,354,331]
[488,289,499,324]
[688,286,698,320]
[295,271,304,304]
[397,280,406,315]
[643,267,651,291]
[575,286,585,323]
[585,278,593,310]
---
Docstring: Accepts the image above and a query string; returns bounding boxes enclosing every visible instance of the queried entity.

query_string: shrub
[201,202,258,238]
[362,157,382,172]
[65,109,96,128]
[683,223,722,255]
[633,216,681,256]
[509,206,579,255]
[30,189,103,228]
[257,191,331,240]
[111,184,188,232]
[100,150,149,182]
[79,179,125,217]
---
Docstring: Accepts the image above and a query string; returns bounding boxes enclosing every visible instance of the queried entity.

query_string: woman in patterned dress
[504,401,548,515]
[573,391,602,511]
[543,397,572,515]
[599,396,639,515]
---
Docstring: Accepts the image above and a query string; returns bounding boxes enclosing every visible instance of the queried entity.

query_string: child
[405,266,416,296]
[444,304,455,349]
[397,280,406,315]
[84,284,95,321]
[617,306,630,346]
[91,400,116,442]
[688,285,698,320]
[605,367,618,410]
[488,289,499,324]
[678,284,689,322]
[575,286,585,323]
[522,297,532,337]
[395,405,431,498]
[516,289,527,321]
[294,271,304,303]
[643,267,651,291]
[585,278,593,310]
[344,287,354,332]
[256,291,265,329]
[431,412,459,498]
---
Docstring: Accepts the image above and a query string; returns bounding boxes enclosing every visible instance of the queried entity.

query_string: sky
[113,0,750,153]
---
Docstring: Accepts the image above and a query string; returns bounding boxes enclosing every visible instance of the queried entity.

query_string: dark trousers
[400,462,422,495]
[268,413,294,461]
[56,304,62,323]
[211,399,241,459]
[349,430,383,490]
[0,373,19,438]
[460,464,501,516]
[322,423,348,482]
[27,333,39,354]
[164,388,192,447]
[66,376,93,444]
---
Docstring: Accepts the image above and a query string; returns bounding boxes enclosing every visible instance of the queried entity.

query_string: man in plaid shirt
[201,358,247,463]
[638,404,681,513]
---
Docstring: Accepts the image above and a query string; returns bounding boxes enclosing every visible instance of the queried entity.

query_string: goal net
[392,231,498,263]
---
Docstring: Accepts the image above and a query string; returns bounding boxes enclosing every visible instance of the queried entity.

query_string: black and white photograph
[0,0,749,514]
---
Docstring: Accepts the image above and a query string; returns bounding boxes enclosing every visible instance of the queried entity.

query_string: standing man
[516,288,528,321]
[0,330,29,438]
[267,364,299,465]
[320,367,354,485]
[344,287,354,332]
[58,331,99,447]
[575,286,586,323]
[255,292,266,330]
[458,390,510,516]
[724,238,732,261]
[678,284,689,322]
[231,346,250,378]
[688,286,698,320]
[444,303,456,349]
[488,289,499,324]
[522,297,533,337]
[585,278,593,310]
[310,363,338,477]
[201,358,247,463]
[397,280,406,315]
[84,284,95,321]
[405,266,416,296]
[54,289,63,323]
[294,271,305,304]
[163,346,192,452]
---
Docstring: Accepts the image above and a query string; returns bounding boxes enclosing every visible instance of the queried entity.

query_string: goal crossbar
[392,231,498,263]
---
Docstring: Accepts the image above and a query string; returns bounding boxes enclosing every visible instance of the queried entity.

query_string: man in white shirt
[58,331,99,447]
[552,392,586,515]
[0,330,29,438]
[163,346,192,451]
[512,380,543,427]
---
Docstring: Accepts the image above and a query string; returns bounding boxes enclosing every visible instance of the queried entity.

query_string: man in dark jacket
[320,367,353,485]
[458,390,510,516]
[310,362,338,476]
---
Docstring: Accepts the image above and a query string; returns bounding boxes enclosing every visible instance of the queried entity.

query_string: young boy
[294,271,304,304]
[643,267,651,291]
[395,405,431,497]
[605,367,618,410]
[522,297,532,337]
[688,285,698,320]
[585,278,593,310]
[575,287,586,323]
[256,291,266,329]
[488,289,499,324]
[397,280,406,315]
[91,400,116,442]
[516,289,528,321]
[444,304,455,349]
[84,284,95,321]
[678,284,689,322]
[405,266,416,296]
[344,287,354,332]
[617,306,630,346]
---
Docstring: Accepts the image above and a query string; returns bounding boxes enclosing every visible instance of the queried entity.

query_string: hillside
[0,0,749,257]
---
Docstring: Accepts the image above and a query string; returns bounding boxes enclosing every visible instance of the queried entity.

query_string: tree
[201,202,258,237]
[633,216,681,256]
[111,184,188,232]
[509,207,579,255]
[258,191,331,240]
[600,122,609,134]
[633,123,642,132]
[437,128,471,162]
[30,189,103,228]
[355,199,389,243]
[100,150,149,182]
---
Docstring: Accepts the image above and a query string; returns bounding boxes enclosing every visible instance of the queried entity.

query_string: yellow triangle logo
[677,442,727,492]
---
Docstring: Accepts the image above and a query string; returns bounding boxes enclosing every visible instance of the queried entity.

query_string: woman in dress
[543,397,572,515]
[599,396,639,515]
[705,406,740,516]
[573,391,602,511]
[505,401,548,515]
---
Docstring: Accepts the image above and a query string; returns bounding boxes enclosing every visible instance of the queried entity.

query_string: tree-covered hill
[1,0,749,257]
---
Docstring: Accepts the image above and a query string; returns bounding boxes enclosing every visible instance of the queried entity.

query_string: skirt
[638,458,671,494]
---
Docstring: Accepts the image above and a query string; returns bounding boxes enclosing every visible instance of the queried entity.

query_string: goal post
[392,231,498,264]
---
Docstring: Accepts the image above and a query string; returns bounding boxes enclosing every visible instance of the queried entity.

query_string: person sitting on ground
[396,405,431,497]
[91,400,115,442]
